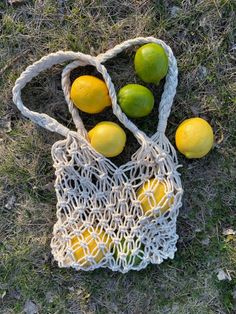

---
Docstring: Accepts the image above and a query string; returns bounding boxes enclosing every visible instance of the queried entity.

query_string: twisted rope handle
[12,48,147,143]
[97,37,178,134]
[12,51,97,137]
[12,37,177,141]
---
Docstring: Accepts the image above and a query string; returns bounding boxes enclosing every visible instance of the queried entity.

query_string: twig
[0,49,30,76]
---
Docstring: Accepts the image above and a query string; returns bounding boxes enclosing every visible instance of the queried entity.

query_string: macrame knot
[96,192,104,199]
[119,198,127,205]
[167,192,174,199]
[98,242,106,250]
[112,186,120,193]
[83,163,90,171]
[114,169,123,177]
[119,225,128,233]
[152,207,162,215]
[77,206,85,214]
[124,182,132,190]
[144,190,153,198]
[64,235,71,242]
[80,192,89,200]
[132,200,141,207]
[126,236,133,243]
[91,207,100,213]
[99,172,108,180]
[119,252,128,260]
[106,204,115,212]
[113,237,120,245]
[79,241,88,249]
[86,255,94,263]
[68,217,76,225]
[126,215,134,223]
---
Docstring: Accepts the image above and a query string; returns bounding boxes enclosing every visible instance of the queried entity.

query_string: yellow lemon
[137,178,173,214]
[88,121,126,157]
[71,228,112,267]
[175,117,214,158]
[70,75,111,114]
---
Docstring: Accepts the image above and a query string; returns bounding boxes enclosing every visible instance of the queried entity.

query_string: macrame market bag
[12,37,183,273]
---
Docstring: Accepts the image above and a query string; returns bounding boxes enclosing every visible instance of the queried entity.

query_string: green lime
[117,84,154,118]
[134,43,169,84]
[114,239,144,266]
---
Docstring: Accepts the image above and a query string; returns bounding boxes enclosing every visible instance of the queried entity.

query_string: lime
[114,239,144,266]
[134,43,168,84]
[117,84,154,118]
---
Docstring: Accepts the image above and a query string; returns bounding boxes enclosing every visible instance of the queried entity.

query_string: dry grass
[0,0,236,313]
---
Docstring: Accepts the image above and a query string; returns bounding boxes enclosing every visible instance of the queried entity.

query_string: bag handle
[97,37,178,135]
[12,49,148,144]
[12,51,97,137]
[12,37,177,142]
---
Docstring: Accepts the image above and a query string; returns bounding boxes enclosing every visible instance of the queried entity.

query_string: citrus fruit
[88,121,126,157]
[137,178,173,214]
[134,43,168,84]
[70,227,112,267]
[117,84,154,118]
[175,117,214,158]
[114,238,144,266]
[70,75,111,114]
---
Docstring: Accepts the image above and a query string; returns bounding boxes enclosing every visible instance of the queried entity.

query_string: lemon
[134,43,168,84]
[71,228,112,267]
[137,178,173,214]
[118,84,154,118]
[88,121,126,157]
[70,75,111,114]
[175,117,214,158]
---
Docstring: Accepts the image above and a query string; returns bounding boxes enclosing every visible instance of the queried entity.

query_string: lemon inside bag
[69,227,113,268]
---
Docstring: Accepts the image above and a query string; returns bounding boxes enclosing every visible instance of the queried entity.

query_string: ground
[0,0,236,313]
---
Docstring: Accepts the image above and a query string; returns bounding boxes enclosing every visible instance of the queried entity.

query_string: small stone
[0,119,12,133]
[23,300,39,314]
[233,289,236,299]
[217,269,232,281]
[8,0,26,5]
[190,105,200,116]
[199,16,207,27]
[45,291,55,303]
[170,6,181,17]
[222,228,235,236]
[197,66,208,80]
[230,44,236,51]
[9,289,21,300]
[172,303,179,313]
[43,182,55,191]
[1,291,6,299]
[5,195,16,210]
[201,237,210,246]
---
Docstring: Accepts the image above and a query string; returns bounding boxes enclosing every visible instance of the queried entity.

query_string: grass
[0,0,235,313]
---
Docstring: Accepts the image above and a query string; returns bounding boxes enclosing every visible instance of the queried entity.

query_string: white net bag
[12,37,183,273]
